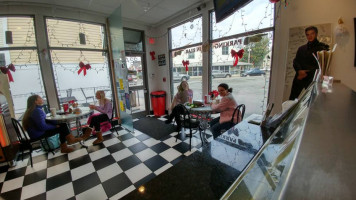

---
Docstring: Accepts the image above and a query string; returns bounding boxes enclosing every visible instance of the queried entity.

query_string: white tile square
[118,129,129,136]
[97,163,123,182]
[154,163,173,176]
[132,130,143,136]
[112,148,133,162]
[68,148,88,161]
[135,149,157,162]
[0,172,6,183]
[47,162,70,178]
[47,183,74,200]
[31,149,47,157]
[163,137,180,147]
[47,151,64,160]
[125,163,152,183]
[142,138,160,147]
[122,138,140,147]
[20,179,46,200]
[76,184,108,200]
[159,148,181,162]
[70,163,96,181]
[1,176,24,193]
[184,137,202,146]
[103,137,121,147]
[25,160,48,175]
[184,148,197,156]
[9,158,29,171]
[89,148,110,162]
[109,185,135,200]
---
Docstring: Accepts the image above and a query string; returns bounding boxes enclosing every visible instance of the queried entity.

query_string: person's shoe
[66,134,83,145]
[93,132,104,145]
[81,127,92,140]
[60,143,74,153]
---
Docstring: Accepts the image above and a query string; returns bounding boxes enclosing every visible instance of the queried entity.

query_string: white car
[212,70,232,78]
[173,72,190,82]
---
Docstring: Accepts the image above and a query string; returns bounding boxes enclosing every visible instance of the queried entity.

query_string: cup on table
[63,103,69,112]
[50,108,56,117]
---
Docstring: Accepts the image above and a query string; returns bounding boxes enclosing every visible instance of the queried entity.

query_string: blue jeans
[210,117,235,139]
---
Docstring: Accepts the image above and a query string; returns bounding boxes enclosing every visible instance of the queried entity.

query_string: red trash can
[151,91,166,117]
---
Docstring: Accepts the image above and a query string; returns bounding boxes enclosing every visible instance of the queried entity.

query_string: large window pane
[0,16,36,47]
[51,50,112,104]
[46,19,105,49]
[171,17,202,49]
[211,32,273,117]
[211,0,274,40]
[172,45,203,100]
[0,50,45,114]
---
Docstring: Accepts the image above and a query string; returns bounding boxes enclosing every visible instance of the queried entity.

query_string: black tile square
[0,187,22,200]
[136,134,150,142]
[128,142,148,154]
[4,167,26,181]
[143,155,169,172]
[47,154,68,168]
[92,155,116,171]
[102,173,132,198]
[150,142,170,154]
[170,155,186,165]
[0,165,9,174]
[31,154,48,165]
[103,133,116,140]
[46,171,72,191]
[117,155,141,171]
[159,134,172,141]
[69,154,91,170]
[26,192,46,200]
[172,142,190,154]
[106,142,126,154]
[120,133,134,141]
[72,172,101,195]
[86,143,106,153]
[23,168,47,186]
[133,173,156,188]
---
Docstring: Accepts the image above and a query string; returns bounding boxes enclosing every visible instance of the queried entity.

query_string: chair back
[173,104,192,128]
[11,118,30,143]
[80,88,87,98]
[231,104,246,124]
[66,89,72,97]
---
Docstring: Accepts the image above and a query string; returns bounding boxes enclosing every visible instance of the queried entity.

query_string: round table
[188,106,213,144]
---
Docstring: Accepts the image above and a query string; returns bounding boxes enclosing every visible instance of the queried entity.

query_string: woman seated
[165,81,193,124]
[210,83,240,139]
[82,90,112,144]
[22,95,82,153]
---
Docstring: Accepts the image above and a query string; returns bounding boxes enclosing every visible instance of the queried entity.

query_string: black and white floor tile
[0,117,213,200]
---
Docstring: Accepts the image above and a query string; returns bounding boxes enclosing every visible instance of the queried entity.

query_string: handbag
[41,134,61,151]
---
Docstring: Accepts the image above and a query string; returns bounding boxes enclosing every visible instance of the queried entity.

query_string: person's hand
[297,70,308,80]
[89,105,95,109]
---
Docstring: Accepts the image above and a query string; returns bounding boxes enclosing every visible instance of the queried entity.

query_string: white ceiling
[0,0,207,26]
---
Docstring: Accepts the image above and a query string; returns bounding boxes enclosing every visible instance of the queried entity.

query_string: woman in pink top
[210,83,240,138]
[82,90,112,144]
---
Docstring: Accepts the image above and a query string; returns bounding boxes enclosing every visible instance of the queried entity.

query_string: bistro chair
[80,88,95,104]
[173,104,203,151]
[220,104,246,134]
[11,118,54,167]
[109,105,120,136]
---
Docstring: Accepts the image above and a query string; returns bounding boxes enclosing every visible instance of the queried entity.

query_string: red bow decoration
[0,64,16,82]
[209,90,219,99]
[77,62,91,76]
[150,51,156,60]
[269,0,281,3]
[182,60,189,71]
[231,49,245,66]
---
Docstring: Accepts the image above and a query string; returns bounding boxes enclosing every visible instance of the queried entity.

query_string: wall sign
[158,54,166,66]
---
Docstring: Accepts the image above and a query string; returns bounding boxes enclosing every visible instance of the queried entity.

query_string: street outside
[173,73,270,118]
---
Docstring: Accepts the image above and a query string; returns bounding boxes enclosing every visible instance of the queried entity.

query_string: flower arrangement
[209,90,219,100]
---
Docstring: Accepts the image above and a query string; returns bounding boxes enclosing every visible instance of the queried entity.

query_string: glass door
[126,54,149,118]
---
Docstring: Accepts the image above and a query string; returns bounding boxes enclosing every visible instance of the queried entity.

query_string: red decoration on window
[182,60,189,71]
[149,38,155,44]
[77,61,91,76]
[269,0,281,3]
[209,90,219,99]
[230,49,244,66]
[150,51,156,60]
[0,63,15,82]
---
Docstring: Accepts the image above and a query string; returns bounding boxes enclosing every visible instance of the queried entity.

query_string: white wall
[270,0,356,113]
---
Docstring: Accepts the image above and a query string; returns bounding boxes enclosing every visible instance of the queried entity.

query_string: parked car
[240,68,266,77]
[212,70,232,78]
[173,72,190,82]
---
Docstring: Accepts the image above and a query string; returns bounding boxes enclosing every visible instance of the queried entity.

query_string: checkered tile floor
[0,116,213,200]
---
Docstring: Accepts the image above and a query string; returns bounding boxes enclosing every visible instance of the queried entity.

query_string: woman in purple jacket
[210,83,240,139]
[82,90,112,144]
[22,95,82,153]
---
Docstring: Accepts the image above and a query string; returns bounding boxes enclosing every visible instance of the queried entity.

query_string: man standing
[289,26,329,100]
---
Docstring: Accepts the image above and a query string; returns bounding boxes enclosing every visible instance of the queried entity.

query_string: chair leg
[29,146,33,167]
[189,129,192,151]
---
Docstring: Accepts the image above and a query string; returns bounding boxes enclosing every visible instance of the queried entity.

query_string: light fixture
[5,31,13,44]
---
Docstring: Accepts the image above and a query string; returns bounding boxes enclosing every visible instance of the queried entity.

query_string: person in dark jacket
[289,26,329,100]
[22,95,82,153]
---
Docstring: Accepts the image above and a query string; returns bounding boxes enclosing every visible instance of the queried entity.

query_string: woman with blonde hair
[82,90,112,144]
[22,95,82,153]
[170,81,193,111]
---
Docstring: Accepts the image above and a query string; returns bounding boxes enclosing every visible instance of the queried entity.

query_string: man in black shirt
[289,26,329,100]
